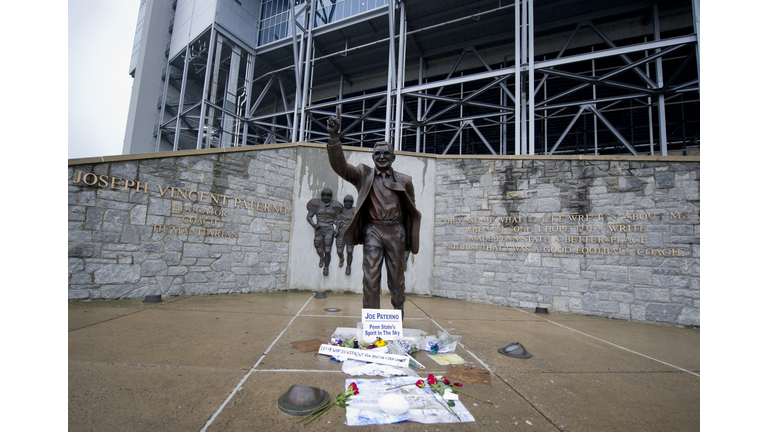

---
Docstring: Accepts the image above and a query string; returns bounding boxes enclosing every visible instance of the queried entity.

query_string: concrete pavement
[69,292,699,431]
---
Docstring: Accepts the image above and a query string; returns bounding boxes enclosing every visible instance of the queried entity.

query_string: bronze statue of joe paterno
[326,106,421,319]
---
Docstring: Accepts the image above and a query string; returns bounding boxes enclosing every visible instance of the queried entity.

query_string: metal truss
[153,0,700,156]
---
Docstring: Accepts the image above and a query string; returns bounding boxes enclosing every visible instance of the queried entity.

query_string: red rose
[416,380,426,388]
[454,382,463,387]
[443,378,450,385]
[427,374,437,385]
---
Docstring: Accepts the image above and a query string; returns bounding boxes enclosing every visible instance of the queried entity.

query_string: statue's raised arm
[327,105,341,141]
[326,106,362,185]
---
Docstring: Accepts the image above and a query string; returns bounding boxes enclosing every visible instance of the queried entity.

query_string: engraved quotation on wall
[441,212,693,257]
[71,171,290,238]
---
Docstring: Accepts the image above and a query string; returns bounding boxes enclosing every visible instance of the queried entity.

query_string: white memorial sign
[361,309,403,343]
[317,344,410,367]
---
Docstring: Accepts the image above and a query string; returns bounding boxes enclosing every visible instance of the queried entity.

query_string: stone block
[211,255,231,271]
[68,290,90,300]
[645,303,683,323]
[68,257,86,274]
[69,274,92,285]
[618,176,642,192]
[130,205,147,225]
[99,284,135,299]
[84,207,103,231]
[654,171,676,189]
[541,285,560,296]
[590,281,616,291]
[148,197,171,216]
[179,169,206,183]
[80,190,97,206]
[629,304,645,321]
[523,253,541,266]
[634,287,670,302]
[69,230,93,242]
[168,266,188,276]
[188,158,214,172]
[610,292,634,303]
[653,275,690,289]
[94,264,140,285]
[110,162,138,179]
[682,181,699,201]
[69,244,96,258]
[598,301,620,313]
[140,260,167,277]
[553,296,568,311]
[184,272,207,283]
[629,268,652,285]
[675,308,699,326]
[120,226,140,244]
[248,275,276,291]
[568,297,582,310]
[568,279,590,293]
[582,293,597,311]
[183,243,210,258]
[207,272,237,282]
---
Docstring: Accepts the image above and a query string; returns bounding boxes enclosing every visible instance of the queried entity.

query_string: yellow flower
[375,339,386,347]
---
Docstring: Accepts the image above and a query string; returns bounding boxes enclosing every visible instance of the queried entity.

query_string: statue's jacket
[327,141,421,254]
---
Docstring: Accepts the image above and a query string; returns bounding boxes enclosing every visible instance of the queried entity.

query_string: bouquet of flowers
[298,382,359,425]
[330,336,387,349]
[388,374,490,419]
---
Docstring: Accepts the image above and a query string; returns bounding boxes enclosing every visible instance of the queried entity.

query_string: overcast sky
[68,1,139,159]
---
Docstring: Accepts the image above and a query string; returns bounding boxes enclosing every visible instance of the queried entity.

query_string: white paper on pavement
[341,359,417,378]
[344,376,475,426]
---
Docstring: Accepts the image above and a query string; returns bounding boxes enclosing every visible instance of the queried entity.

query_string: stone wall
[432,158,700,326]
[68,148,295,300]
[68,145,700,327]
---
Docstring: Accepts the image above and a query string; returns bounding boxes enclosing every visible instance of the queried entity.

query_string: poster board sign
[361,309,403,343]
[317,344,410,367]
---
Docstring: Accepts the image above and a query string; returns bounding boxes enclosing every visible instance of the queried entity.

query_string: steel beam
[394,2,406,151]
[384,0,396,144]
[586,21,658,89]
[221,45,242,147]
[548,105,587,155]
[654,5,668,156]
[527,0,535,154]
[290,2,302,142]
[341,97,387,136]
[240,52,255,146]
[194,29,216,149]
[298,0,317,142]
[422,49,468,120]
[204,34,224,148]
[514,0,521,155]
[586,105,638,155]
[468,120,498,155]
[692,0,700,81]
[249,74,276,116]
[441,121,468,155]
[173,45,191,151]
[416,56,423,153]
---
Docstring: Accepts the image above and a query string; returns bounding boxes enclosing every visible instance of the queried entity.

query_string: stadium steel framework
[142,0,700,157]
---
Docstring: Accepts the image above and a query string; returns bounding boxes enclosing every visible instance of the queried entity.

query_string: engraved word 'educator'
[326,107,421,318]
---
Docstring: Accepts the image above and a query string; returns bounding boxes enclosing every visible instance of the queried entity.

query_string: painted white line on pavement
[515,308,700,377]
[200,294,315,432]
